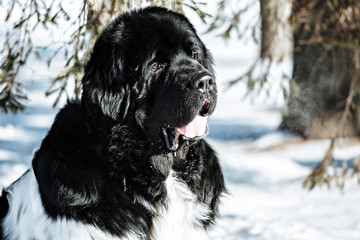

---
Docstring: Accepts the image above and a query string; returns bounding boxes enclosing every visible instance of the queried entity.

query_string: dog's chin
[162,101,211,151]
[162,121,209,151]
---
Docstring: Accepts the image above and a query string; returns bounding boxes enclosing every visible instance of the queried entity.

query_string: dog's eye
[191,50,198,60]
[151,63,162,72]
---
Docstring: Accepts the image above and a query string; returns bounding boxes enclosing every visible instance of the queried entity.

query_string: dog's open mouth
[162,101,210,151]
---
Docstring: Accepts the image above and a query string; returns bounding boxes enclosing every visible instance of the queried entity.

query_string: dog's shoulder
[32,100,107,217]
[31,101,153,238]
[35,99,103,164]
[50,100,89,135]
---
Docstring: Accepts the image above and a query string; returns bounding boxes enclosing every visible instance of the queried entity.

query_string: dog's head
[82,7,217,152]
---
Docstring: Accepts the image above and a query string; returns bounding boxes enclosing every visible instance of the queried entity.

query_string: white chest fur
[1,170,137,240]
[149,170,211,240]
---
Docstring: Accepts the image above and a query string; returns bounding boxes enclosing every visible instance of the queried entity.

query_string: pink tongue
[177,115,208,138]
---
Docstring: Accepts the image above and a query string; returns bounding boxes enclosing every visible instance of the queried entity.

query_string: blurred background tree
[216,0,360,190]
[1,0,360,190]
[287,1,360,190]
[281,0,360,141]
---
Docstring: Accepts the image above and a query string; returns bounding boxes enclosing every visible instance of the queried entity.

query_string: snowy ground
[1,3,360,240]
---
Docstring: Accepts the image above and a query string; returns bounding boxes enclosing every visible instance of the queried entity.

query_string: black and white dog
[0,7,225,240]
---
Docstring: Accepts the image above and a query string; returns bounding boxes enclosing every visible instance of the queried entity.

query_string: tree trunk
[280,2,360,138]
[259,0,293,62]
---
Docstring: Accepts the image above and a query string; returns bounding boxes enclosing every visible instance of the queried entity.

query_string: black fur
[0,191,8,240]
[3,7,225,239]
[0,190,8,221]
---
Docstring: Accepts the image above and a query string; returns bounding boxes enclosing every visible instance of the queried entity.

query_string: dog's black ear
[82,28,131,121]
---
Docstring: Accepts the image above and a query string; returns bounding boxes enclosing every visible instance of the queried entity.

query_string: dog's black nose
[192,75,214,93]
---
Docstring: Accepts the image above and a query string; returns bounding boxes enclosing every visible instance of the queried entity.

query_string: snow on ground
[1,2,360,240]
[208,132,360,240]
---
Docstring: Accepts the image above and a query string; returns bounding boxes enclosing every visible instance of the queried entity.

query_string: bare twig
[303,138,336,190]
